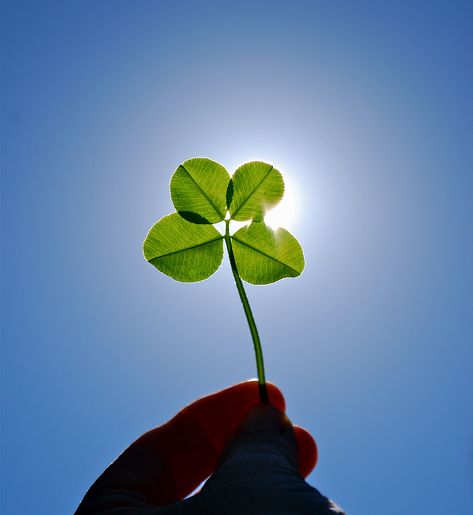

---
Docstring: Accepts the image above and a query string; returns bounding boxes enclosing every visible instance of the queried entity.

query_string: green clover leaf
[170,158,230,224]
[232,222,305,285]
[229,161,284,221]
[143,157,305,402]
[143,213,223,282]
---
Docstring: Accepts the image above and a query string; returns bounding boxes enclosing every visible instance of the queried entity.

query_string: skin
[75,381,344,514]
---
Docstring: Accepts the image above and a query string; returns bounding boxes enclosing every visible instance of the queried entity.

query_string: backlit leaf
[231,222,304,284]
[229,161,284,221]
[143,213,224,282]
[170,158,230,223]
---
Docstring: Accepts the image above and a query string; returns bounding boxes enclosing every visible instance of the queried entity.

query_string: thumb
[204,404,303,492]
[193,405,343,514]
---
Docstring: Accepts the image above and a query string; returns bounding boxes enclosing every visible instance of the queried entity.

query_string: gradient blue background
[2,1,472,513]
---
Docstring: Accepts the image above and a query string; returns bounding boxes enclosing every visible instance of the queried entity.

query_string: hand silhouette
[75,381,344,514]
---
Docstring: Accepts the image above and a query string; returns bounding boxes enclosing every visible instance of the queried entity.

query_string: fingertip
[293,426,318,477]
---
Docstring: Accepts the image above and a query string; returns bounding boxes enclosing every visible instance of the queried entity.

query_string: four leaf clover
[143,158,304,285]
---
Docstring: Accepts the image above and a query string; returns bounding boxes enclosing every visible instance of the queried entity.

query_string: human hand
[75,381,344,514]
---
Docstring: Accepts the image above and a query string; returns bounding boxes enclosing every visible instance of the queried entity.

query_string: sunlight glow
[265,172,300,230]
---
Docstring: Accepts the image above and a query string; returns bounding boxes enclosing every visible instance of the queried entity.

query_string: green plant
[143,158,304,403]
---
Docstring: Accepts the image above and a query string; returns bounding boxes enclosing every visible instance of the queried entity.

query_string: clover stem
[225,220,268,404]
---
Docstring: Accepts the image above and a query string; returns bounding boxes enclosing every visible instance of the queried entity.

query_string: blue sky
[1,1,472,513]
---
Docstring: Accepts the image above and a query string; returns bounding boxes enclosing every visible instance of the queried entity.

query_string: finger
[230,402,318,478]
[78,381,285,509]
[294,425,318,477]
[199,405,339,515]
[224,405,318,477]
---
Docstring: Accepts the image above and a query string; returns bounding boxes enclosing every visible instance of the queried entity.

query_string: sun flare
[264,172,299,230]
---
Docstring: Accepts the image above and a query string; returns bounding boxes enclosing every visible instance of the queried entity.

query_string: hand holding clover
[75,160,346,514]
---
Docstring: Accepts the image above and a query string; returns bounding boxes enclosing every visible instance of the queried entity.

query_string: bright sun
[264,172,299,230]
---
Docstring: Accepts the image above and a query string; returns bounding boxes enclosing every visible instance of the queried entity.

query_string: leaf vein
[231,235,299,274]
[149,235,223,260]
